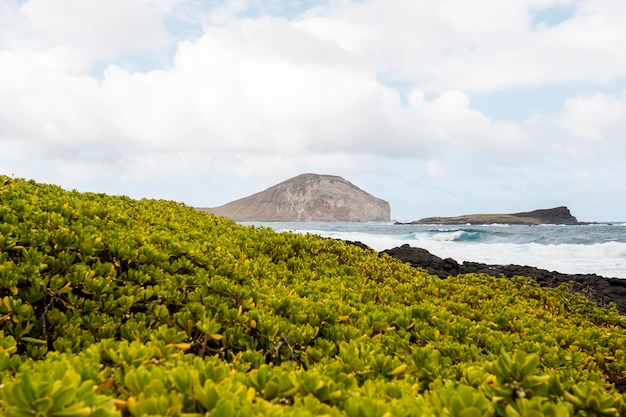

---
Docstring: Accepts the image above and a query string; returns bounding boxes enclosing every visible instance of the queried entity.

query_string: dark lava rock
[381,244,626,315]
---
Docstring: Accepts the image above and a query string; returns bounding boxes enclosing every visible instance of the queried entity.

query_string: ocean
[240,222,626,279]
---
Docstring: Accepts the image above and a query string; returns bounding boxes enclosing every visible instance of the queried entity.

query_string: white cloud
[0,15,431,158]
[2,0,626,220]
[0,4,615,185]
[408,89,533,159]
[556,91,626,145]
[295,0,626,93]
[19,0,173,61]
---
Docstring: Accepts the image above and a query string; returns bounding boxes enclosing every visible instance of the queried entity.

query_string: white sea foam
[420,241,626,278]
[360,234,625,278]
[243,222,626,278]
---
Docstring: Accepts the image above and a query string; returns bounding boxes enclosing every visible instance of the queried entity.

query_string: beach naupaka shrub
[1,175,626,416]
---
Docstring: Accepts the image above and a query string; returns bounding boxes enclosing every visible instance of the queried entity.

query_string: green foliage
[2,175,626,416]
[2,361,117,417]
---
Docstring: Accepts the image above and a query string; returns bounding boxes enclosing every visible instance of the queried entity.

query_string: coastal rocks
[409,206,580,225]
[382,244,626,314]
[380,245,463,277]
[199,173,390,222]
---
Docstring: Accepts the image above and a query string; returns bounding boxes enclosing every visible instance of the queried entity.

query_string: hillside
[200,173,390,221]
[1,175,626,416]
[411,206,580,225]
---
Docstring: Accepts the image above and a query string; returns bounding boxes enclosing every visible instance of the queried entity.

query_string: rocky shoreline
[379,244,626,314]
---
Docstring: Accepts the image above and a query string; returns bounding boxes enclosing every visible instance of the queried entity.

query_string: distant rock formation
[510,207,579,224]
[407,206,580,225]
[199,173,390,222]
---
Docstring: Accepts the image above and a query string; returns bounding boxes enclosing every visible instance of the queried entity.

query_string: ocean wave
[302,232,625,278]
[428,230,482,242]
[246,221,626,278]
[417,241,626,278]
[416,228,490,242]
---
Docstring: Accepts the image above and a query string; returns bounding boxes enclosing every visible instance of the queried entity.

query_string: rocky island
[407,206,580,225]
[199,173,390,222]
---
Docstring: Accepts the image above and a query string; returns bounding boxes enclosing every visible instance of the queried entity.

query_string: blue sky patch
[470,80,626,121]
[531,2,577,28]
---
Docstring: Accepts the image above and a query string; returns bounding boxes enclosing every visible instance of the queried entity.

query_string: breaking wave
[242,221,626,278]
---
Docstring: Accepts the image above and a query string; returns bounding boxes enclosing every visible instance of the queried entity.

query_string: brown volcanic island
[199,173,390,222]
[408,206,580,225]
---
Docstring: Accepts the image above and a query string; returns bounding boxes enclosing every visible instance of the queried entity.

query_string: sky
[1,0,626,222]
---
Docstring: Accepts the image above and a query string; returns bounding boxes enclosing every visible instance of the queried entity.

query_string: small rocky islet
[400,206,582,225]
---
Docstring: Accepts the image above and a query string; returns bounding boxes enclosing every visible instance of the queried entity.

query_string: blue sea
[240,222,626,279]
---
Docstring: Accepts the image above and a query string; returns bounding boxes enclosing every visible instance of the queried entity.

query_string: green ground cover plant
[1,174,626,416]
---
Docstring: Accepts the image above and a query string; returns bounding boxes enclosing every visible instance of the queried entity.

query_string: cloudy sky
[2,0,626,221]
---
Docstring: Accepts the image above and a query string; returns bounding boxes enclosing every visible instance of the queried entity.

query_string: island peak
[199,173,390,222]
